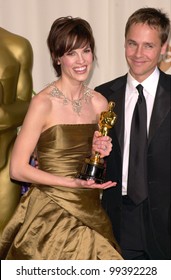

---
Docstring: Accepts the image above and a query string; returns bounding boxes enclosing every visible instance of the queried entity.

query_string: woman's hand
[78,179,117,189]
[92,131,112,158]
[65,177,117,189]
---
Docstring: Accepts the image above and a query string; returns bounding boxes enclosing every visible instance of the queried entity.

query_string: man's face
[125,23,167,82]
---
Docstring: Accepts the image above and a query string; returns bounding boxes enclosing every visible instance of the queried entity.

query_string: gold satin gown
[0,124,123,260]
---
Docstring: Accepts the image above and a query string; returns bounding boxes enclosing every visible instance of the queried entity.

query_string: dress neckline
[41,123,98,135]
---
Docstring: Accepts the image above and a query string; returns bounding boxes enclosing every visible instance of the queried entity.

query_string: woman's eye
[66,51,75,56]
[84,48,91,53]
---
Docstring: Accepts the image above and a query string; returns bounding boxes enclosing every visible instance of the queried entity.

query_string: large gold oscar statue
[76,101,117,183]
[0,28,33,238]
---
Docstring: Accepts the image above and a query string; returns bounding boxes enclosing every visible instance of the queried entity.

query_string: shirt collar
[127,67,160,97]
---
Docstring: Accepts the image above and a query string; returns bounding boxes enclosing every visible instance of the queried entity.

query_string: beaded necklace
[50,81,93,115]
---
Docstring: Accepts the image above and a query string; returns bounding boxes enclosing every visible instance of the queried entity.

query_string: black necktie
[127,84,148,204]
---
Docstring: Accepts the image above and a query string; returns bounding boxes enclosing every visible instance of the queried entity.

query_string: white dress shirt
[122,67,159,195]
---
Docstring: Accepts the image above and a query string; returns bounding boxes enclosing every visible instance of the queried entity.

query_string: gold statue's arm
[0,32,33,131]
[0,99,31,130]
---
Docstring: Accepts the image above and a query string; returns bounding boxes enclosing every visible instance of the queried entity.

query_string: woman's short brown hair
[47,16,95,77]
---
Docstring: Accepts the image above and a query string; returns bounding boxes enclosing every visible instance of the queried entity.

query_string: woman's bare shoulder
[91,89,109,110]
[28,85,53,115]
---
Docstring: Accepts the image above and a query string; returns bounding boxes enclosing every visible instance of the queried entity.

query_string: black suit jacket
[95,69,171,259]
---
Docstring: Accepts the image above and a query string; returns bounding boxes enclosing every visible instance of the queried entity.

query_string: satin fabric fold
[0,124,122,260]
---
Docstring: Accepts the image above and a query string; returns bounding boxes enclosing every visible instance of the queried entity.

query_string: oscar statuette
[76,101,117,183]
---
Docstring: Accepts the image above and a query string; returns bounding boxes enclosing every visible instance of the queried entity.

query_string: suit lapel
[148,71,171,144]
[108,76,127,155]
[107,71,171,152]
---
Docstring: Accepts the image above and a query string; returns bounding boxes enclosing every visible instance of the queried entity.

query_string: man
[95,7,171,259]
[0,28,33,237]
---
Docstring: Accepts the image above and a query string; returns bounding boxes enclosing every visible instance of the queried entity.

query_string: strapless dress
[0,124,122,260]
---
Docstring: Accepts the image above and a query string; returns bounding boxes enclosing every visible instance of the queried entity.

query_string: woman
[0,17,122,260]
